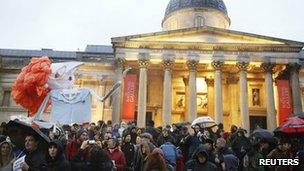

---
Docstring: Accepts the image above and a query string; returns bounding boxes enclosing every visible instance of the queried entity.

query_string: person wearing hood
[45,141,70,171]
[0,138,15,171]
[223,154,239,171]
[185,146,218,171]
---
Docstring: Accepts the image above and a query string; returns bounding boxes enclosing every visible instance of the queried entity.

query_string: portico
[111,26,304,130]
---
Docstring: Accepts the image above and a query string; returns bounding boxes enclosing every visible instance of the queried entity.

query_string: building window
[252,88,260,106]
[2,90,11,106]
[195,16,205,27]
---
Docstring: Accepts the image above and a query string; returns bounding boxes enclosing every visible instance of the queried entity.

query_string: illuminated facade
[111,0,304,131]
[1,0,304,131]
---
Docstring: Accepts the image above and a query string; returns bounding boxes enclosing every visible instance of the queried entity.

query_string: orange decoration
[12,56,52,116]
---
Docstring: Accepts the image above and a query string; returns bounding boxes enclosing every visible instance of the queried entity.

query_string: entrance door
[134,111,153,126]
[250,116,267,132]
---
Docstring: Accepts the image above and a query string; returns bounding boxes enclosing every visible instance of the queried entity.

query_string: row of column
[113,56,302,130]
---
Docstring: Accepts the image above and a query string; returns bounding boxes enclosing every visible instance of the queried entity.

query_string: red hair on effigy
[12,56,52,116]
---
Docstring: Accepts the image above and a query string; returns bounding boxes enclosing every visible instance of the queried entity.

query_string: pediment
[112,26,304,46]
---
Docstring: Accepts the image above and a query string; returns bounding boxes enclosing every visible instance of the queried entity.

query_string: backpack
[160,142,178,166]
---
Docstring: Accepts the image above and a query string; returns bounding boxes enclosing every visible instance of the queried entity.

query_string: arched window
[195,16,205,27]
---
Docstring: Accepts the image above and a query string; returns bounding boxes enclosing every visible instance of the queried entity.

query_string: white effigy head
[47,62,83,90]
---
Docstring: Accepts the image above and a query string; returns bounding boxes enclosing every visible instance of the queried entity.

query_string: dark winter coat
[121,142,136,169]
[25,148,47,171]
[45,141,71,171]
[185,146,218,171]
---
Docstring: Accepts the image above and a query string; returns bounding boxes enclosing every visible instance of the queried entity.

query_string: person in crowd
[106,138,126,171]
[143,148,169,171]
[185,146,218,171]
[204,138,216,163]
[102,131,112,149]
[112,123,121,138]
[121,134,135,171]
[267,139,293,171]
[130,126,138,144]
[107,120,113,128]
[215,138,234,171]
[227,125,238,147]
[243,138,269,171]
[0,138,15,171]
[133,133,156,171]
[45,140,70,171]
[119,122,127,138]
[145,121,161,144]
[157,128,176,146]
[21,134,47,171]
[160,140,178,168]
[223,154,239,171]
[231,128,251,170]
[72,141,113,171]
[214,123,223,138]
[66,129,89,160]
[179,125,201,162]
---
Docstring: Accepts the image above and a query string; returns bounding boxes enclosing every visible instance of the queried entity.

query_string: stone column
[112,58,125,123]
[261,63,277,130]
[205,78,214,119]
[289,63,302,114]
[237,62,250,133]
[186,60,198,122]
[162,59,174,126]
[211,61,224,124]
[226,74,239,127]
[137,55,150,128]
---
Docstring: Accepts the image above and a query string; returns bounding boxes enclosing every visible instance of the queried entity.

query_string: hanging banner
[277,80,293,124]
[122,74,137,120]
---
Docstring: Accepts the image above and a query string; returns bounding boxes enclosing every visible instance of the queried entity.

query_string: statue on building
[252,89,260,106]
[11,56,129,125]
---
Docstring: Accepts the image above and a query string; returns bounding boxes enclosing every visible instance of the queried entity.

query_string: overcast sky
[0,0,303,51]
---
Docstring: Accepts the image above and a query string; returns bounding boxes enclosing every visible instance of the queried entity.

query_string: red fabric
[278,117,304,133]
[122,74,137,119]
[176,153,185,171]
[12,56,51,116]
[106,148,126,171]
[277,80,293,124]
[66,138,81,160]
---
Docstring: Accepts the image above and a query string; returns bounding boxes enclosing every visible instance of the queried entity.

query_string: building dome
[165,0,228,17]
[162,0,230,31]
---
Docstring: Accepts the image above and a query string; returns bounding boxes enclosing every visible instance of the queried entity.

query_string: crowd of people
[0,120,303,171]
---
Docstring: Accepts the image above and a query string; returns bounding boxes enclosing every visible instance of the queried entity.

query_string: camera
[88,140,96,144]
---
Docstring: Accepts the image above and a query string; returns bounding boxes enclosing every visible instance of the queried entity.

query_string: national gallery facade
[1,0,304,132]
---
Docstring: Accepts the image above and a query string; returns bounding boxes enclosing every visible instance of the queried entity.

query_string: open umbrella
[291,112,304,119]
[6,120,50,149]
[274,117,304,134]
[251,128,274,139]
[191,116,216,128]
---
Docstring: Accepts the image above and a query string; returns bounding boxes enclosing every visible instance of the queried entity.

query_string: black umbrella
[251,128,274,139]
[292,113,304,119]
[6,120,50,149]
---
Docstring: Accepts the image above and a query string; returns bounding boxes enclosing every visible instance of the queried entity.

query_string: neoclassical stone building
[1,0,304,132]
[111,0,304,131]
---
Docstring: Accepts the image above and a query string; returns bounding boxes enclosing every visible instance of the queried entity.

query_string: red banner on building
[277,80,293,124]
[122,74,137,120]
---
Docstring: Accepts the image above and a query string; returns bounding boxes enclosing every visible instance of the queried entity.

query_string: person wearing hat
[0,137,15,171]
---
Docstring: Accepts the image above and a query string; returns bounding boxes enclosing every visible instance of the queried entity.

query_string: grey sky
[0,0,303,51]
